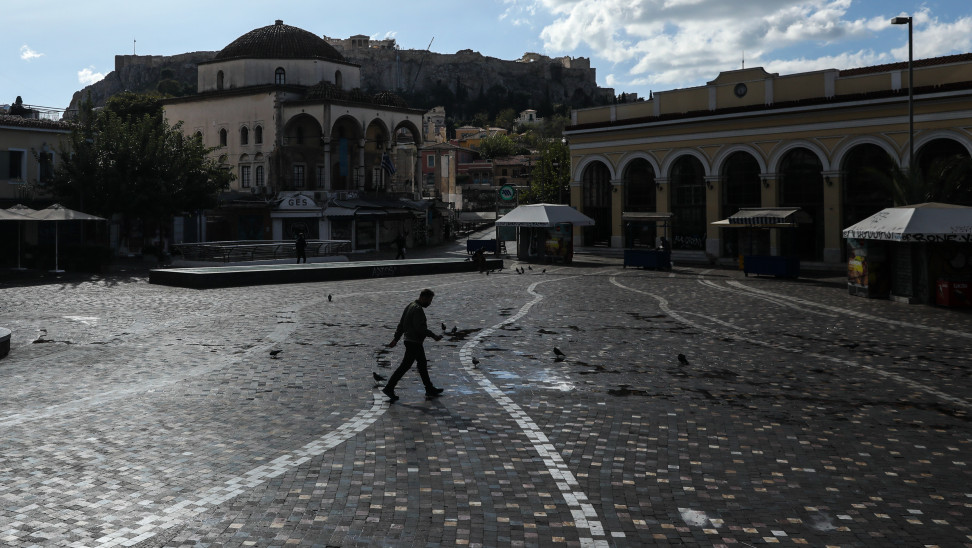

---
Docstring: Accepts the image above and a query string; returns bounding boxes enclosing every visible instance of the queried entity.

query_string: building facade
[163,20,426,248]
[564,54,972,265]
[0,113,69,204]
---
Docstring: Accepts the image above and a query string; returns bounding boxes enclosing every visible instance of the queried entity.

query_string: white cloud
[20,45,43,61]
[77,66,105,86]
[533,0,972,92]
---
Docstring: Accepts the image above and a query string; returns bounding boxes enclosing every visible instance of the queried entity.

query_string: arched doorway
[842,143,894,226]
[581,161,612,246]
[329,117,362,191]
[623,158,656,247]
[670,155,706,250]
[720,151,761,257]
[779,148,824,260]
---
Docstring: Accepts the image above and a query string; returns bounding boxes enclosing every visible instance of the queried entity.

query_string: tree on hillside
[52,94,233,232]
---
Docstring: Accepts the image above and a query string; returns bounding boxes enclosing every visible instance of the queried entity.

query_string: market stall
[622,212,672,269]
[495,203,594,263]
[842,202,972,305]
[712,207,811,278]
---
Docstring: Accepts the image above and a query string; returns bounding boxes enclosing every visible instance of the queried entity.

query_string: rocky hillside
[68,48,613,118]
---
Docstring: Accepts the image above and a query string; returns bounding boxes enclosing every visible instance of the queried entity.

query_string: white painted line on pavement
[458,277,612,547]
[610,276,971,410]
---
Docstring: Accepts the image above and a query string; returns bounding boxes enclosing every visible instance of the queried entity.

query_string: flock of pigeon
[262,280,695,393]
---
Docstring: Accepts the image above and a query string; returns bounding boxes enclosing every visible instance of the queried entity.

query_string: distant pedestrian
[395,231,407,260]
[382,289,444,402]
[295,233,307,263]
[472,247,486,272]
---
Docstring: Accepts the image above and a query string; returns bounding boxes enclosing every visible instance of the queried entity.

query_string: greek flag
[381,153,396,175]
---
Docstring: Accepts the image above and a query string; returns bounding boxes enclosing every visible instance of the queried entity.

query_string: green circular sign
[499,185,516,201]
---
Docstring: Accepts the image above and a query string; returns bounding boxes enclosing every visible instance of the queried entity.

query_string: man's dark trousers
[386,341,433,390]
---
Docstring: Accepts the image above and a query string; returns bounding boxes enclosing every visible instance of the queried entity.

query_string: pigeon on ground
[269,349,282,359]
[472,357,480,367]
[451,326,457,334]
[441,322,447,332]
[528,266,533,270]
[553,347,565,358]
[486,270,490,275]
[373,372,386,382]
[328,294,333,302]
[678,353,689,366]
[542,269,546,273]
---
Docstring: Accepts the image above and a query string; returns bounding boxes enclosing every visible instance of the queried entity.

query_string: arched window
[256,165,265,187]
[194,131,203,141]
[240,126,249,146]
[216,70,224,90]
[335,70,343,89]
[275,67,286,85]
[254,125,263,144]
[779,148,824,260]
[581,162,612,246]
[670,155,706,250]
[219,128,227,147]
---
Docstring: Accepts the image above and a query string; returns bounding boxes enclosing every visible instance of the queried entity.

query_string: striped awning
[714,208,811,227]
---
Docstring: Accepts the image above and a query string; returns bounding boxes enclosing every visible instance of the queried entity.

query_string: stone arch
[712,144,767,175]
[283,114,323,147]
[328,115,365,191]
[768,140,830,173]
[572,154,616,184]
[832,136,899,172]
[660,148,713,179]
[913,129,972,157]
[617,151,661,179]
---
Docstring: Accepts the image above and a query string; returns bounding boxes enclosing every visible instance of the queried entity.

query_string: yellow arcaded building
[564,54,972,266]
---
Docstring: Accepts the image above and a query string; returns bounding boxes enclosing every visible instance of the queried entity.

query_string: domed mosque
[163,20,431,249]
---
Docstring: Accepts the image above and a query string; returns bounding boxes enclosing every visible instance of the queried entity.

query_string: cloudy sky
[2,0,970,112]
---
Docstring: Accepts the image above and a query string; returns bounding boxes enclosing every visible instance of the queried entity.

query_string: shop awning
[622,212,673,222]
[842,202,972,242]
[713,207,811,228]
[496,203,595,227]
[459,211,497,222]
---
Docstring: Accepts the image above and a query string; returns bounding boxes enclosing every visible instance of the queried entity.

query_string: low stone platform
[148,257,504,288]
[0,327,10,359]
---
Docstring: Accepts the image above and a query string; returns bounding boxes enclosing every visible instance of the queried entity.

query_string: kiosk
[495,204,595,264]
[712,207,811,278]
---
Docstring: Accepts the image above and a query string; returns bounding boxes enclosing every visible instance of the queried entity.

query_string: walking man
[383,289,443,402]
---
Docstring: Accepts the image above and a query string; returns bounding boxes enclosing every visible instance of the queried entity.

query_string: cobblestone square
[1,253,969,547]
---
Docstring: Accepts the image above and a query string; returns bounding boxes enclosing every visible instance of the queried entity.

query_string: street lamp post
[892,15,914,173]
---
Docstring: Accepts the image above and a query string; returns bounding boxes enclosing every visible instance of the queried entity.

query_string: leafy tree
[52,94,233,226]
[104,91,164,122]
[494,108,517,130]
[522,138,571,204]
[477,133,518,159]
[874,154,972,206]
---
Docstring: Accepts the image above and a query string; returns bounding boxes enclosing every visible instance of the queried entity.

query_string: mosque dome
[214,20,345,63]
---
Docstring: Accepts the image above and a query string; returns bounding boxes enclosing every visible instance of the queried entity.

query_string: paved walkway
[0,241,969,547]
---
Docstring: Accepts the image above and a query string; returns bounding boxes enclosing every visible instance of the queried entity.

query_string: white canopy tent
[842,202,972,242]
[495,203,594,228]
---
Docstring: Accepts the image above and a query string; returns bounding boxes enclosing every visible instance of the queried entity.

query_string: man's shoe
[426,387,444,397]
[382,387,399,402]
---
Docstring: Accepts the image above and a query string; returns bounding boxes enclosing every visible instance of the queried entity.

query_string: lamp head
[891,16,911,25]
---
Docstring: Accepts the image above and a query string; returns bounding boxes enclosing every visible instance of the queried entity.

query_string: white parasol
[26,204,107,272]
